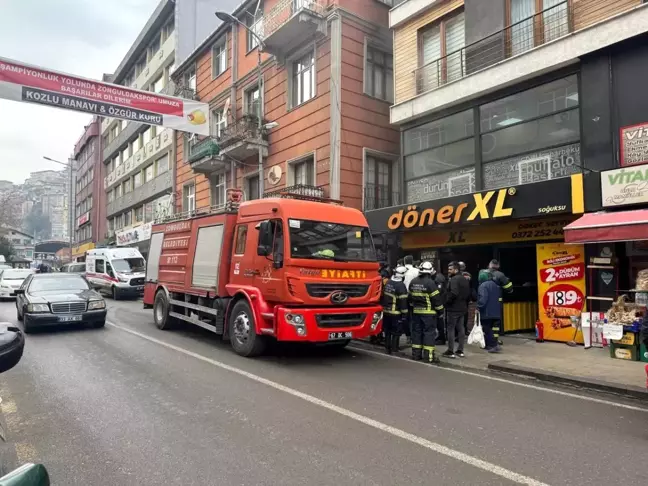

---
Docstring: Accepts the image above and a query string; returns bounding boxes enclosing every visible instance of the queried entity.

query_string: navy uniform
[380,266,408,354]
[408,261,445,363]
[487,260,512,343]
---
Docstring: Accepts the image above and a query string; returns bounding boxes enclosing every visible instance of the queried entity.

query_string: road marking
[107,321,548,486]
[350,346,648,413]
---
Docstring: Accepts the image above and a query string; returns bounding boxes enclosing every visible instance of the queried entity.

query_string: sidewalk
[357,335,648,400]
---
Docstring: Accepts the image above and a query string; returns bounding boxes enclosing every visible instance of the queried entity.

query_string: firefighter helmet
[393,266,407,281]
[419,261,434,274]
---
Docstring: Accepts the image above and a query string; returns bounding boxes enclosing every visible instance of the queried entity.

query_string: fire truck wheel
[153,291,174,330]
[229,300,266,357]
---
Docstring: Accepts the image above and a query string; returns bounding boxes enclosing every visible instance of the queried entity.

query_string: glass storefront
[404,74,581,203]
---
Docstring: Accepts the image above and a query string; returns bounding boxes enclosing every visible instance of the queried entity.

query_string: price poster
[536,242,586,343]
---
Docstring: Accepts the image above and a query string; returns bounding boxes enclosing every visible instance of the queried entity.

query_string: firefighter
[380,265,408,354]
[408,261,445,363]
[487,259,513,345]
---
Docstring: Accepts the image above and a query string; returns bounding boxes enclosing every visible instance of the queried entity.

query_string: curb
[487,361,648,401]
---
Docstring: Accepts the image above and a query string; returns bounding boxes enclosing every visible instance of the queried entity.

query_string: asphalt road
[0,298,646,485]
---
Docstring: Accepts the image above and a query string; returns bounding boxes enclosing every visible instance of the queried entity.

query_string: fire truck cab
[143,191,383,357]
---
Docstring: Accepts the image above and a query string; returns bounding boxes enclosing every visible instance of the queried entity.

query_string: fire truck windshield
[287,219,377,262]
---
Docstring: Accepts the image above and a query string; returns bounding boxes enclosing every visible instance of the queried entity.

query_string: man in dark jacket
[380,266,408,354]
[477,269,502,352]
[408,261,445,363]
[488,259,513,295]
[444,261,471,358]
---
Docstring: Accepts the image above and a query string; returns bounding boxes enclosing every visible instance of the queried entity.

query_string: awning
[564,209,648,244]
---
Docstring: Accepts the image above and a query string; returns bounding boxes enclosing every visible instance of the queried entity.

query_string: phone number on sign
[511,228,564,239]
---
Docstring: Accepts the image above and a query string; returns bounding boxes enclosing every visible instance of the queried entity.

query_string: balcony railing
[363,184,401,211]
[261,0,327,58]
[188,137,220,164]
[264,184,325,199]
[263,0,326,39]
[415,1,570,96]
[174,83,198,101]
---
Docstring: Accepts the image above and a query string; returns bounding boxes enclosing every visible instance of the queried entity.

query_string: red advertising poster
[537,242,587,343]
[0,56,209,136]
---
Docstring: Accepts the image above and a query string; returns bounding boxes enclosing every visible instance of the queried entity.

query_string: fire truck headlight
[286,313,307,336]
[370,312,382,331]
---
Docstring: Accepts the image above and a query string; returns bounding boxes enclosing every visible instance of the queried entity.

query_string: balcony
[174,83,198,101]
[188,137,227,175]
[261,0,327,60]
[392,0,648,125]
[217,114,268,161]
[363,184,401,211]
[264,184,325,199]
[106,172,173,217]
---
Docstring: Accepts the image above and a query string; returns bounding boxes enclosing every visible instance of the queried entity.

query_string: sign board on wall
[116,223,152,246]
[536,242,586,343]
[77,212,90,227]
[601,163,648,207]
[620,123,648,167]
[0,57,209,136]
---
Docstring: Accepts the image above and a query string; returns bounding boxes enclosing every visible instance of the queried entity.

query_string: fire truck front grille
[315,313,366,328]
[306,284,369,298]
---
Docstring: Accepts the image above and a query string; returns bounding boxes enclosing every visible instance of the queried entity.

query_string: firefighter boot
[411,344,423,361]
[384,332,393,355]
[391,334,401,352]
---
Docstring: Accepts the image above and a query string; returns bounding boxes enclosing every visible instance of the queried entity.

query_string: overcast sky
[0,0,161,183]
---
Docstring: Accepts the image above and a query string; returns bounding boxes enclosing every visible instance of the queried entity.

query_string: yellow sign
[536,242,586,343]
[403,217,573,249]
[72,241,95,257]
[613,332,636,345]
[298,268,369,279]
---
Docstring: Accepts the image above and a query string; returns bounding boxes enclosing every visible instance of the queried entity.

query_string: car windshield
[288,219,377,262]
[1,270,33,280]
[30,276,89,292]
[112,258,145,273]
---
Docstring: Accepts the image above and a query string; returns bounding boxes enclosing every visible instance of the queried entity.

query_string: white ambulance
[85,248,146,300]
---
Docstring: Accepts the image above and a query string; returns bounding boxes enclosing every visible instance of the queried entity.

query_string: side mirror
[14,289,24,295]
[0,324,25,374]
[256,221,273,256]
[257,244,270,257]
[0,463,50,485]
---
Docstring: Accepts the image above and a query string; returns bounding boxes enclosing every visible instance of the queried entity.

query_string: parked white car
[0,269,35,299]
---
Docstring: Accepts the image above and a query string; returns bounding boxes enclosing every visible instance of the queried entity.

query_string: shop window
[404,109,474,155]
[234,224,248,254]
[365,45,394,102]
[210,173,227,208]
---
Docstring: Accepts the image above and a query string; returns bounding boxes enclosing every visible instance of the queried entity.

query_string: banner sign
[403,216,573,249]
[620,123,648,167]
[536,242,586,343]
[117,223,152,246]
[601,163,648,207]
[0,57,209,136]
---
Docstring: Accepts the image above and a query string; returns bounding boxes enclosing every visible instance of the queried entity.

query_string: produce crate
[612,332,638,346]
[640,343,648,363]
[609,342,639,361]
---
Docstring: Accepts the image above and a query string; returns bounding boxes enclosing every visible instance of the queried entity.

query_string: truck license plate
[328,331,352,340]
[59,315,82,322]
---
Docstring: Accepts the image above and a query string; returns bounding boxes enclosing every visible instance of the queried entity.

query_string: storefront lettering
[387,188,515,230]
[601,164,648,206]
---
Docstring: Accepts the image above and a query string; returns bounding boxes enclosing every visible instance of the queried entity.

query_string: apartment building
[72,118,103,260]
[363,0,648,333]
[171,0,399,213]
[101,0,176,258]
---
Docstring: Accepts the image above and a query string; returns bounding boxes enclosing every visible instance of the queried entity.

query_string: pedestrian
[458,261,473,335]
[443,261,471,358]
[477,269,502,353]
[380,266,408,354]
[408,261,444,363]
[402,255,419,344]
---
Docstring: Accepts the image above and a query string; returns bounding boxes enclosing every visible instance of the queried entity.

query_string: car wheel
[153,291,175,330]
[228,300,266,357]
[112,286,120,300]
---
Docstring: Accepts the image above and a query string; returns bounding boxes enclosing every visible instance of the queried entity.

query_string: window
[129,140,136,156]
[96,259,105,273]
[145,202,154,222]
[152,74,165,93]
[245,5,263,51]
[144,164,154,183]
[185,65,196,91]
[109,218,114,231]
[509,0,568,56]
[418,10,465,92]
[123,178,132,194]
[110,124,118,141]
[365,155,395,210]
[234,225,248,254]
[156,154,169,174]
[162,16,175,42]
[365,46,393,102]
[247,175,260,200]
[134,172,142,188]
[108,190,114,203]
[114,155,121,168]
[143,127,152,145]
[212,38,227,78]
[115,184,123,198]
[291,156,315,185]
[135,206,144,222]
[212,108,227,137]
[292,50,316,107]
[245,85,261,117]
[124,210,132,227]
[183,183,196,212]
[148,34,161,62]
[121,147,129,165]
[135,54,146,77]
[210,173,226,207]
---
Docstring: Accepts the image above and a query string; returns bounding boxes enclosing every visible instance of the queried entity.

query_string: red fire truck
[143,190,383,357]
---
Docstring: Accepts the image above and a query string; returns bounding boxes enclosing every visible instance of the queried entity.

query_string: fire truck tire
[229,300,266,357]
[153,290,174,330]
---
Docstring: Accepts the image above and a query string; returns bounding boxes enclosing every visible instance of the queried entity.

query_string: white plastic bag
[467,312,486,348]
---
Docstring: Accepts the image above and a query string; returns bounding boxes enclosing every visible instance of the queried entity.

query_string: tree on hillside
[0,237,15,262]
[0,190,23,229]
